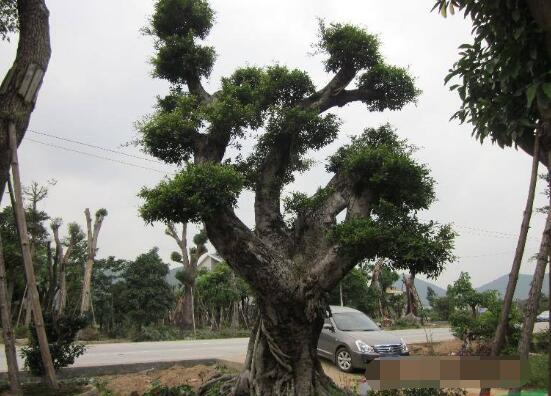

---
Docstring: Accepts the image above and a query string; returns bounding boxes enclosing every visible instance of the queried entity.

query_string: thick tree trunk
[0,0,51,199]
[173,285,194,330]
[80,208,105,317]
[491,130,540,357]
[0,234,21,394]
[9,123,58,389]
[403,272,418,320]
[203,302,342,396]
[80,257,94,314]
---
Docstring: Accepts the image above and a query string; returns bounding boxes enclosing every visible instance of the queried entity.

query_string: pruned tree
[167,223,207,332]
[402,272,419,320]
[138,1,455,394]
[370,258,386,319]
[51,221,83,317]
[80,208,107,317]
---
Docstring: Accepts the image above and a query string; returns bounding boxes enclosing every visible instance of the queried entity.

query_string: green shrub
[530,331,549,354]
[20,314,87,376]
[132,324,183,342]
[14,325,29,339]
[389,318,421,330]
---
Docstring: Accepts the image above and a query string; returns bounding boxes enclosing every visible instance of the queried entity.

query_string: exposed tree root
[198,373,237,396]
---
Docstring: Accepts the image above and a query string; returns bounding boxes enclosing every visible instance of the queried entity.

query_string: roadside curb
[0,358,219,383]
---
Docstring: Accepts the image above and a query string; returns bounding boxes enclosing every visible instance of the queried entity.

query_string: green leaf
[542,83,551,99]
[526,84,538,108]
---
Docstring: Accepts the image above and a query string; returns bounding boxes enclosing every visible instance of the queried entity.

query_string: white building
[197,252,223,271]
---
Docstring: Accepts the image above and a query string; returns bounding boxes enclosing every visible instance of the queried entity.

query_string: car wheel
[336,347,354,372]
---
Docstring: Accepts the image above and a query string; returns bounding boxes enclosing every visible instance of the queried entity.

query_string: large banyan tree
[138,1,455,395]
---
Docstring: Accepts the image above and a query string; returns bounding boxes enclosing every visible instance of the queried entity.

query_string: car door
[317,318,336,359]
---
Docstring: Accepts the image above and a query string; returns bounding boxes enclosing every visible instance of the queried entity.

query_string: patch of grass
[525,354,548,390]
[387,319,421,330]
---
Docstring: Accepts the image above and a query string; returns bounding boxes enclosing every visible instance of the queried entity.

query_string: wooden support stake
[0,234,21,394]
[8,123,58,389]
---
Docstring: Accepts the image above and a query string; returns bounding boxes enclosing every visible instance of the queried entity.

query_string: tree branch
[187,76,212,104]
[205,208,297,300]
[302,68,356,113]
[317,88,384,113]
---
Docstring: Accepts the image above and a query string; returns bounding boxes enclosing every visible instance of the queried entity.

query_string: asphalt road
[0,324,547,372]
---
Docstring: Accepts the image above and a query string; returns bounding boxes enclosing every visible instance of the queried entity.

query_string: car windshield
[332,312,380,331]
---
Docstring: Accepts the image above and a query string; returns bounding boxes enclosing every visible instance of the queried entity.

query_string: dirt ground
[98,364,220,395]
[93,340,512,396]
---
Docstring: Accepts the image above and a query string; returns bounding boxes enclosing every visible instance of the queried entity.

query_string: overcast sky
[1,0,548,289]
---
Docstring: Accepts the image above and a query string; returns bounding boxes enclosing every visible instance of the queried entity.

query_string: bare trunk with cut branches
[370,258,386,318]
[166,223,206,332]
[80,208,106,316]
[403,272,419,320]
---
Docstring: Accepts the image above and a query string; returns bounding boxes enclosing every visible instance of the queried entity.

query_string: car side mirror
[323,323,335,332]
[376,322,382,328]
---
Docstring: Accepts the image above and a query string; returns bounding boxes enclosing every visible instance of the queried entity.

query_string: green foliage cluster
[283,187,334,221]
[316,21,381,73]
[329,125,434,212]
[328,263,401,319]
[328,126,454,276]
[331,212,454,278]
[148,0,216,83]
[434,0,551,146]
[114,248,174,330]
[21,314,87,376]
[358,65,420,111]
[139,93,202,165]
[428,272,522,354]
[0,0,17,41]
[426,287,452,321]
[195,262,249,310]
[139,1,422,227]
[139,163,244,223]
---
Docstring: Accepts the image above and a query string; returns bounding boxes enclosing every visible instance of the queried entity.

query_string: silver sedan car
[317,305,409,372]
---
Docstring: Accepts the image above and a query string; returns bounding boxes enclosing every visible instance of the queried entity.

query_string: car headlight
[400,338,408,352]
[355,340,375,354]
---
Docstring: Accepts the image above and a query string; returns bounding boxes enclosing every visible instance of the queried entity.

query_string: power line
[26,137,166,174]
[457,251,514,259]
[28,129,163,165]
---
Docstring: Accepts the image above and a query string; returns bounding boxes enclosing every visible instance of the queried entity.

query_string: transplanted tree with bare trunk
[51,220,83,317]
[166,223,207,332]
[138,2,455,394]
[80,208,107,318]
